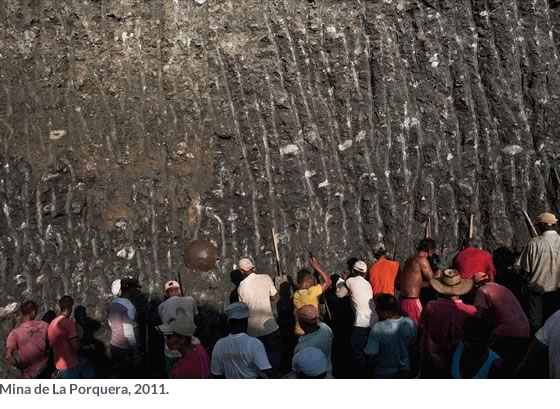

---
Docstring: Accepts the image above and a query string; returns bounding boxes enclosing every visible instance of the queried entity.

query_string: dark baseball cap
[120,276,142,289]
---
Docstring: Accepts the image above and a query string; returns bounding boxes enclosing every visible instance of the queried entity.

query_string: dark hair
[20,300,38,316]
[59,295,74,310]
[376,294,399,313]
[462,238,476,248]
[417,238,436,252]
[374,248,387,259]
[74,305,87,321]
[462,317,491,344]
[41,310,56,324]
[297,269,313,286]
[230,269,243,287]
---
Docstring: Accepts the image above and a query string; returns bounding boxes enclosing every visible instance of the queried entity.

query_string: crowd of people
[4,212,560,379]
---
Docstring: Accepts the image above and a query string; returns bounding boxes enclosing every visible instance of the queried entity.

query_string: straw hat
[430,269,473,296]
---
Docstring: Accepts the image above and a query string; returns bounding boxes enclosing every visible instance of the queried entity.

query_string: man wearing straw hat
[420,269,477,377]
[518,212,560,334]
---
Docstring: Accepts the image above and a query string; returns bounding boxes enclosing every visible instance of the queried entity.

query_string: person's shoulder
[319,322,333,334]
[400,316,415,327]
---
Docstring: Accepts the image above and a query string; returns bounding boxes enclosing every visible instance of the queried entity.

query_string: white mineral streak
[501,145,523,156]
[280,144,299,155]
[49,130,66,140]
[117,246,136,260]
[0,302,19,318]
[318,180,329,188]
[447,153,454,160]
[338,139,353,151]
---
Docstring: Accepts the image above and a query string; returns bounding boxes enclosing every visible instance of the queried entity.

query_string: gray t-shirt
[293,323,333,373]
[364,316,417,376]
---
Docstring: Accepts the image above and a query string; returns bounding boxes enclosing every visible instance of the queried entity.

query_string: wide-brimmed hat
[430,269,473,296]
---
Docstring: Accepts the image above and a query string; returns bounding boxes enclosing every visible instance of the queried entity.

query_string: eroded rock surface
[1,0,560,376]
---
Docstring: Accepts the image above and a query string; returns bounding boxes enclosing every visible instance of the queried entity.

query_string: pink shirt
[48,316,79,370]
[6,320,49,378]
[474,283,530,338]
[420,299,477,370]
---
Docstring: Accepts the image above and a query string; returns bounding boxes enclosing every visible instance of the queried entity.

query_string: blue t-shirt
[293,322,333,372]
[364,316,416,375]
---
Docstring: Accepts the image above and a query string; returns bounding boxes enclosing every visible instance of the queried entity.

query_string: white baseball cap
[353,260,367,274]
[238,258,255,272]
[164,280,180,291]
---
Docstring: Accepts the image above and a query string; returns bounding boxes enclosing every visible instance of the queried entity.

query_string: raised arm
[310,256,332,293]
[419,257,434,283]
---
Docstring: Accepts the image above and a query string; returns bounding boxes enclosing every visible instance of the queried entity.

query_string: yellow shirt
[293,284,323,335]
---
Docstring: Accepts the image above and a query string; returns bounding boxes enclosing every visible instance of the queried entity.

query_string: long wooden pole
[425,216,431,239]
[271,227,282,276]
[523,210,539,238]
[469,214,474,239]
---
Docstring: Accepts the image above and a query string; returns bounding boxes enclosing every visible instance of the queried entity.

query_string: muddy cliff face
[1,0,560,375]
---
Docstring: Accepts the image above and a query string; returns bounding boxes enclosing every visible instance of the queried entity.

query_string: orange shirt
[369,258,399,298]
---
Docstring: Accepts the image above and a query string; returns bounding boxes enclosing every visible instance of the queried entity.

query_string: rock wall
[1,0,560,375]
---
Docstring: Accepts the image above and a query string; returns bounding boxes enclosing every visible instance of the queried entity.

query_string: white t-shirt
[238,273,279,337]
[210,333,272,379]
[536,310,560,379]
[336,276,374,328]
[158,296,198,358]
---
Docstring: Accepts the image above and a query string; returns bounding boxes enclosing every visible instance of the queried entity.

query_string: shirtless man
[399,238,436,327]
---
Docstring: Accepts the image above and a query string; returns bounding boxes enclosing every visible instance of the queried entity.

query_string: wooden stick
[425,216,431,239]
[177,271,185,297]
[469,214,474,239]
[271,227,282,276]
[523,210,539,238]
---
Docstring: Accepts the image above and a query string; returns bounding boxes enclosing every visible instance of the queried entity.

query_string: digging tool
[523,210,539,238]
[469,214,474,240]
[177,271,185,297]
[309,251,333,321]
[271,227,282,276]
[272,227,289,290]
[391,240,398,262]
[425,216,432,239]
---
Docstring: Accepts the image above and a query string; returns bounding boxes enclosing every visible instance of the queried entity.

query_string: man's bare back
[400,251,434,298]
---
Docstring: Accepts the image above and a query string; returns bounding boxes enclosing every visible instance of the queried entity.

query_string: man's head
[417,238,437,256]
[352,260,367,277]
[157,315,196,351]
[238,258,255,277]
[473,271,490,287]
[58,295,74,314]
[296,269,314,289]
[375,293,400,321]
[461,238,477,249]
[372,243,387,259]
[462,316,492,351]
[164,280,182,298]
[534,212,558,233]
[225,302,250,334]
[297,305,319,334]
[292,347,328,379]
[20,300,39,320]
[120,276,142,299]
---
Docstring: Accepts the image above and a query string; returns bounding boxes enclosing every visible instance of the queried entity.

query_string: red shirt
[171,344,210,379]
[6,320,49,378]
[420,299,477,370]
[474,283,530,338]
[369,258,399,298]
[453,247,496,280]
[47,316,79,370]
